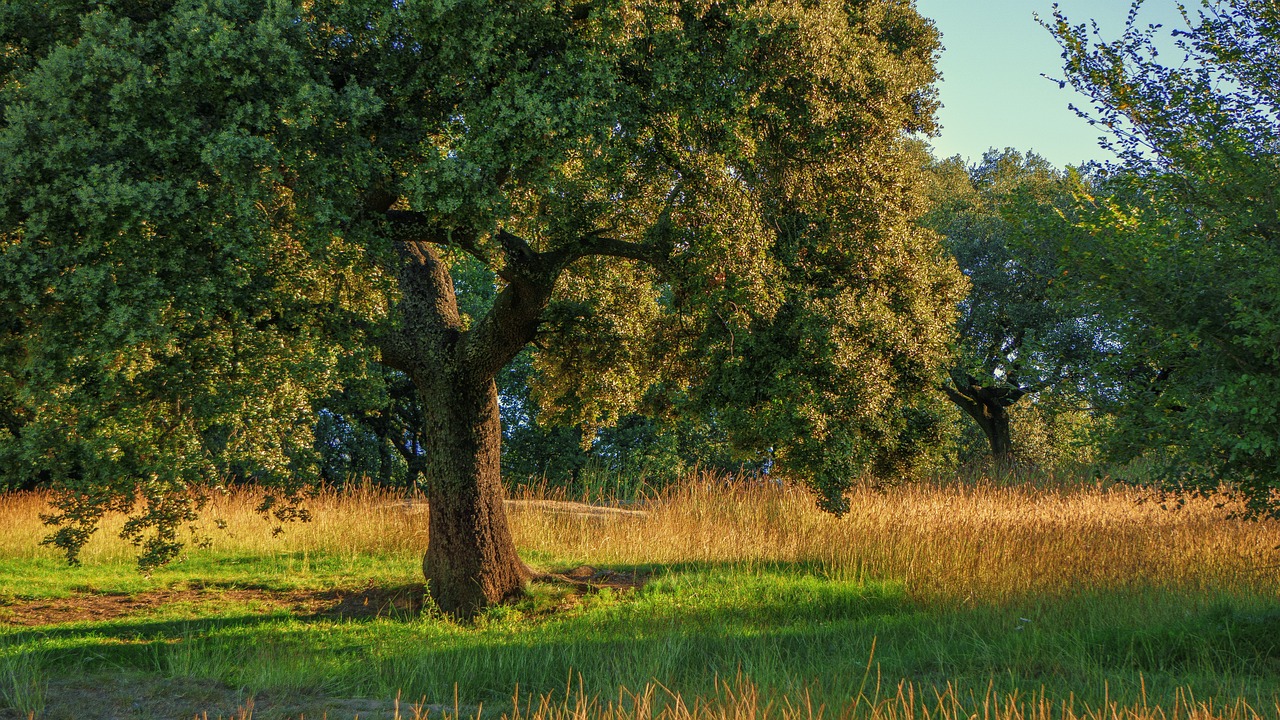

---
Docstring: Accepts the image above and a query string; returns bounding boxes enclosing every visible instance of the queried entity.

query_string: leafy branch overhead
[0,0,962,614]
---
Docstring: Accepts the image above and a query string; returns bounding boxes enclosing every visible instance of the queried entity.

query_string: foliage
[0,0,390,566]
[1048,0,1280,516]
[501,404,747,497]
[922,149,1103,466]
[1007,399,1100,469]
[0,0,962,570]
[313,366,423,489]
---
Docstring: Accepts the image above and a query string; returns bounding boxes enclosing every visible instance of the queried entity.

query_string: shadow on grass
[0,582,428,642]
[3,559,1279,709]
[0,560,899,673]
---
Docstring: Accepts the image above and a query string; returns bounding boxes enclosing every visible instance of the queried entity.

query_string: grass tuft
[0,638,47,717]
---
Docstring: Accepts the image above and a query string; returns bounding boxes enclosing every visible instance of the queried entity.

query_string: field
[1,477,1278,720]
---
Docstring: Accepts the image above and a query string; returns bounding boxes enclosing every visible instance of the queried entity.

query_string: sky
[914,0,1187,168]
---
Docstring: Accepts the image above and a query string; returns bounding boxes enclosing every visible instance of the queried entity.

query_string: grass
[0,477,1278,719]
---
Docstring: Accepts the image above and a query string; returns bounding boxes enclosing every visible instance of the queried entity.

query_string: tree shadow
[0,557,899,650]
[4,558,1278,717]
[0,582,429,642]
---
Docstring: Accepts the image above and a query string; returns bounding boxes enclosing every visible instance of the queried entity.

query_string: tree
[314,366,427,488]
[0,0,962,617]
[1049,0,1280,516]
[922,149,1103,466]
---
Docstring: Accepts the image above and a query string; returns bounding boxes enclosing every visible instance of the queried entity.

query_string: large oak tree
[0,0,961,616]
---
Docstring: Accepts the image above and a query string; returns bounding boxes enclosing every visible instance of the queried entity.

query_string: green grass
[2,554,1278,718]
[0,551,411,601]
[2,482,1278,719]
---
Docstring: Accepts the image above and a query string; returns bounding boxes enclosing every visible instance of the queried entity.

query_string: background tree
[1049,0,1280,516]
[0,0,961,616]
[922,149,1103,466]
[314,367,427,489]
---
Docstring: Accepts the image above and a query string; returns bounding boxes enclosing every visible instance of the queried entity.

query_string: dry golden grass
[513,478,1280,602]
[2,475,1277,604]
[0,484,426,566]
[380,676,1280,720]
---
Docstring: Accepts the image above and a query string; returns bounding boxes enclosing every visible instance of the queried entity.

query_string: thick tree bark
[942,381,1021,466]
[378,233,550,618]
[375,210,662,618]
[419,368,530,617]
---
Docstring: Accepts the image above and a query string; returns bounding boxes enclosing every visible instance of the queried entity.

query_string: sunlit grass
[514,478,1280,602]
[3,477,1276,601]
[0,475,1277,719]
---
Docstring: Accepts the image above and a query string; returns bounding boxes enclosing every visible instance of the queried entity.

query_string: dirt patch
[0,583,426,628]
[537,565,650,593]
[0,566,650,627]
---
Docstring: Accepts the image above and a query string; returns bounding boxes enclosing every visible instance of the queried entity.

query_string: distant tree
[314,367,426,488]
[923,149,1102,466]
[0,0,962,616]
[1049,0,1280,516]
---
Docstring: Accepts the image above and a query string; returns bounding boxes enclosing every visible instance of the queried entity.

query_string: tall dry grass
[2,476,1277,603]
[511,479,1280,602]
[0,484,427,565]
[384,676,1280,720]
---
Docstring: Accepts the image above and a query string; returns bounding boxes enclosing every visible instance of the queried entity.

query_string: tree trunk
[375,212,642,617]
[418,367,530,618]
[942,382,1018,466]
[377,233,553,619]
[977,406,1013,465]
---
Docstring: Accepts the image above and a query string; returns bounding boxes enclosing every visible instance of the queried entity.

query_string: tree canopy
[1049,0,1280,516]
[923,149,1104,466]
[1,0,962,614]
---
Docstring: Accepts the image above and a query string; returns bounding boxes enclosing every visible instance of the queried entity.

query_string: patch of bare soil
[0,567,652,627]
[536,565,650,593]
[0,583,427,627]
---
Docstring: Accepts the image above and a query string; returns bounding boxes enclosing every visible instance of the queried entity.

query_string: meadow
[0,476,1278,720]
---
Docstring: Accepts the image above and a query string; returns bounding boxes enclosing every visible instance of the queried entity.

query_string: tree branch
[940,382,979,412]
[461,277,555,382]
[384,211,493,267]
[381,205,673,383]
[549,232,668,268]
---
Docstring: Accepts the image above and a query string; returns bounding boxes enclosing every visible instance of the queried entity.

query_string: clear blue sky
[914,0,1186,168]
